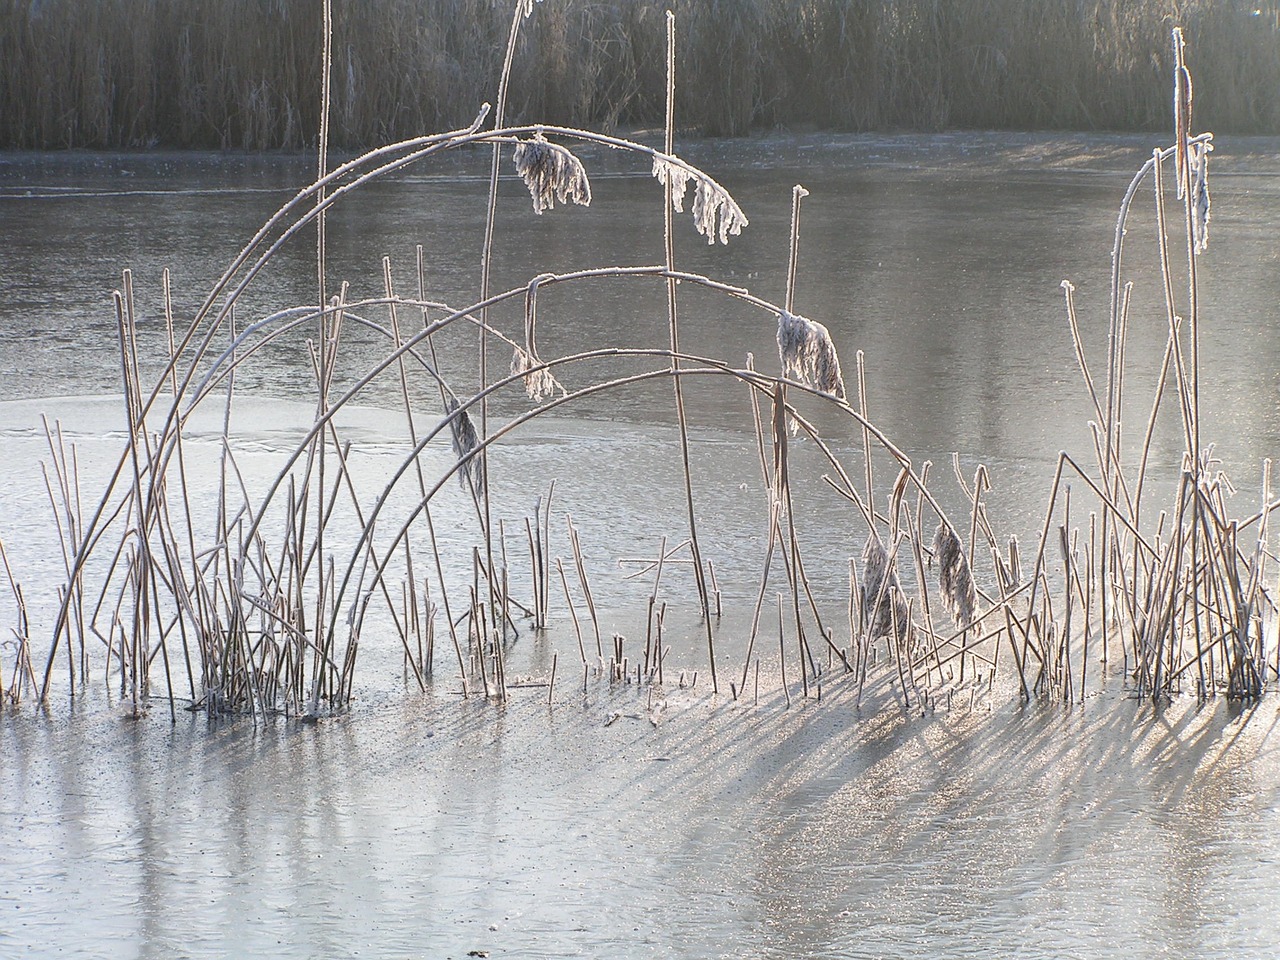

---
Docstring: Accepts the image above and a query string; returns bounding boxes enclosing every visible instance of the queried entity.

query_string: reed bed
[1,8,1275,721]
[3,1,1279,149]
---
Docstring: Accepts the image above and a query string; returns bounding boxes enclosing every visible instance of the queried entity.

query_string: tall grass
[2,0,1278,149]
[3,4,1277,720]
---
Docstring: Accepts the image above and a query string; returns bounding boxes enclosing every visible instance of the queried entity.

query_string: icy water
[2,133,1280,957]
[5,687,1280,959]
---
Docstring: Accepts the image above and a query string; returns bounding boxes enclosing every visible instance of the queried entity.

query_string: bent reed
[0,8,1275,721]
[2,0,1279,149]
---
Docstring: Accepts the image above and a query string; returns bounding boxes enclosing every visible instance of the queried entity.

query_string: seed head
[512,134,591,215]
[776,310,845,398]
[933,521,976,629]
[445,396,485,497]
[652,157,748,244]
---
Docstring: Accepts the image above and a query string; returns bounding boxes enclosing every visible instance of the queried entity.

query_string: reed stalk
[14,11,1275,725]
[661,11,718,694]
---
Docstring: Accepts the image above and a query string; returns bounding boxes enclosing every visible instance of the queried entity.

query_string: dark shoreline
[2,131,1278,185]
[3,1,1279,150]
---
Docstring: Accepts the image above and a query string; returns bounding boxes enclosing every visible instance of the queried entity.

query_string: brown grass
[2,1,1278,148]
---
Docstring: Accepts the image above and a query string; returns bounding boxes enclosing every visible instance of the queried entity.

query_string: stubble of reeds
[1016,28,1280,705]
[22,0,1277,728]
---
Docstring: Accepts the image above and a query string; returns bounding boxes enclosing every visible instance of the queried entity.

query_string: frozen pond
[2,132,1280,956]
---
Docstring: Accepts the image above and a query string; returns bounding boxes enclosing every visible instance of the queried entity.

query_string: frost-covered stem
[785,185,808,314]
[474,0,529,640]
[311,0,336,708]
[414,244,467,694]
[1100,105,1211,686]
[857,351,875,522]
[317,0,332,307]
[1174,27,1206,695]
[1152,155,1196,463]
[662,11,717,693]
[1173,30,1201,475]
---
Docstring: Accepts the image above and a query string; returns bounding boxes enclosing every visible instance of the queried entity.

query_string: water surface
[2,133,1280,957]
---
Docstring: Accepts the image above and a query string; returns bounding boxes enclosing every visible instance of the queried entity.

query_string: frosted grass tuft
[513,134,592,215]
[776,310,845,398]
[933,521,976,628]
[511,346,563,401]
[652,157,748,244]
[445,396,485,496]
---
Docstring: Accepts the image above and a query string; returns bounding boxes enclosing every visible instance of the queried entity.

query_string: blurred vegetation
[2,0,1277,149]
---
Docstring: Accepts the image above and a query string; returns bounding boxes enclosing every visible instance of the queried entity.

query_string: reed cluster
[3,1,1279,149]
[1027,31,1273,702]
[2,6,1275,720]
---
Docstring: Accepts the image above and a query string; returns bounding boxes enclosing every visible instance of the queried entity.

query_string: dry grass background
[2,0,1278,149]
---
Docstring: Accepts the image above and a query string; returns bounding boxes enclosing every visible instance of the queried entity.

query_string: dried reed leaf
[511,346,563,401]
[933,521,976,628]
[811,331,845,399]
[512,134,591,215]
[776,309,808,374]
[1192,141,1211,254]
[860,534,889,606]
[445,396,485,495]
[511,275,564,400]
[776,310,845,398]
[652,157,748,245]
